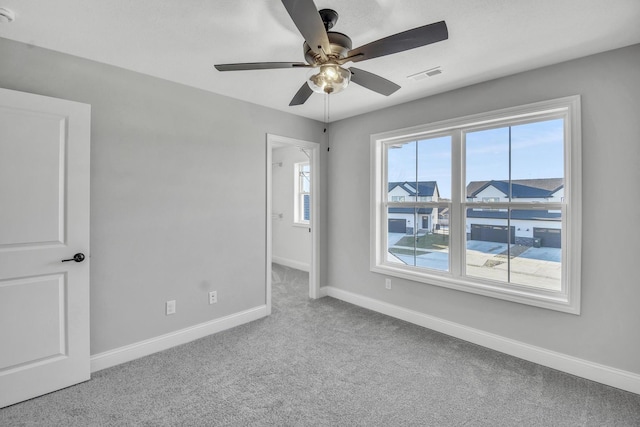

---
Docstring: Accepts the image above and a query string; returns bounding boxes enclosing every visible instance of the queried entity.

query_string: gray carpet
[2,264,640,426]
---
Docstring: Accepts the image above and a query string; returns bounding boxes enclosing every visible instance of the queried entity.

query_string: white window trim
[370,96,582,314]
[294,161,310,226]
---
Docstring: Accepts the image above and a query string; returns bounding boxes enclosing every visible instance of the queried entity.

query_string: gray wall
[0,37,325,355]
[272,146,312,270]
[327,44,640,374]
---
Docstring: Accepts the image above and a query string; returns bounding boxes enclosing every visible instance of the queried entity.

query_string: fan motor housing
[303,31,352,65]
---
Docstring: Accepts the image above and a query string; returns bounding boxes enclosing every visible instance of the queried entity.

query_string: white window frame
[370,96,582,314]
[294,161,310,225]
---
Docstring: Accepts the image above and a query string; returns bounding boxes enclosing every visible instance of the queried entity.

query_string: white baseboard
[272,256,310,272]
[324,286,640,395]
[90,305,268,373]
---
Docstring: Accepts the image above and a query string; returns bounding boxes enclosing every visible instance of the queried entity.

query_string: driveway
[388,236,561,277]
[388,238,562,290]
[387,233,406,247]
[518,246,561,262]
[465,240,508,255]
[466,240,561,262]
[392,251,449,272]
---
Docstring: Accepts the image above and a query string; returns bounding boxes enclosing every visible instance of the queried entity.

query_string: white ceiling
[1,0,639,122]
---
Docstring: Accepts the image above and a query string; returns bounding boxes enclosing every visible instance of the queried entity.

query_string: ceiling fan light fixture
[307,64,351,94]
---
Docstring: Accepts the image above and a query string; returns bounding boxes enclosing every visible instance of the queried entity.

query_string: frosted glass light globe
[307,64,351,94]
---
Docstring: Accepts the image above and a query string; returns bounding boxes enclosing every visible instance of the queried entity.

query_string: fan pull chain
[327,93,330,123]
[323,93,328,124]
[324,93,331,151]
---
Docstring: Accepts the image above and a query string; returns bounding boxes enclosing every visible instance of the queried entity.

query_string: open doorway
[266,134,320,314]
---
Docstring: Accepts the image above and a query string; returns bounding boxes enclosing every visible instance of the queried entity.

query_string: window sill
[371,263,579,315]
[293,222,310,228]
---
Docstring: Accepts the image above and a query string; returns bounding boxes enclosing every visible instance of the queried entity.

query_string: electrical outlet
[208,291,217,305]
[385,279,392,290]
[166,300,176,315]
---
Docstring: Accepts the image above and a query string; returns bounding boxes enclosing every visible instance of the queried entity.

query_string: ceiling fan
[214,0,448,106]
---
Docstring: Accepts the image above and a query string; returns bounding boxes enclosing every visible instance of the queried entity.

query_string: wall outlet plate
[166,300,176,315]
[209,291,217,304]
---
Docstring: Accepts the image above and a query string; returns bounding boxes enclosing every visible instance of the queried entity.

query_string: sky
[387,118,564,199]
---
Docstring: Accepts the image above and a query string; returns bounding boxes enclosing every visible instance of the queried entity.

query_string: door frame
[266,134,320,314]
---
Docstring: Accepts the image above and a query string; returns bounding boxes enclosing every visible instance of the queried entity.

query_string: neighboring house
[388,181,440,234]
[466,178,564,247]
[438,206,450,227]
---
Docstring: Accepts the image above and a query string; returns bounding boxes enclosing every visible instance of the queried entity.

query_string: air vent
[0,8,16,23]
[407,67,442,81]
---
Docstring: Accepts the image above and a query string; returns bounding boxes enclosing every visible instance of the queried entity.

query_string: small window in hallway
[294,162,310,224]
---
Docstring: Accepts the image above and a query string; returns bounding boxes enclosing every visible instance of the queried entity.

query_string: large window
[371,97,581,313]
[294,162,310,225]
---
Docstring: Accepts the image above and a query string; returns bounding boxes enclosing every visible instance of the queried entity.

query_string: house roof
[466,209,562,221]
[389,181,438,197]
[467,178,563,199]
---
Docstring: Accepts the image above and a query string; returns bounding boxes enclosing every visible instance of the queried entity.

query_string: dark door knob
[62,253,85,263]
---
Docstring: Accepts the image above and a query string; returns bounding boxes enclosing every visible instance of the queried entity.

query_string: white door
[0,88,91,408]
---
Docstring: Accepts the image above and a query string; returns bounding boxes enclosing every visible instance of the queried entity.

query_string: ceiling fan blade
[281,0,331,55]
[348,21,448,63]
[215,62,310,71]
[289,82,314,106]
[349,68,400,96]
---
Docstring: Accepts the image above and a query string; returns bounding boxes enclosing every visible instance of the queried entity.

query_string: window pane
[466,119,565,202]
[387,207,449,272]
[387,141,417,200]
[303,194,310,221]
[300,163,310,193]
[466,127,510,202]
[509,208,562,291]
[387,137,451,202]
[466,208,562,291]
[294,162,310,223]
[511,119,564,184]
[465,208,510,283]
[417,136,451,200]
